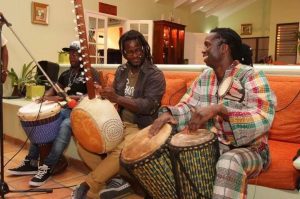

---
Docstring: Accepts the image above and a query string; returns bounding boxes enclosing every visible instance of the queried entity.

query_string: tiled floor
[1,139,142,199]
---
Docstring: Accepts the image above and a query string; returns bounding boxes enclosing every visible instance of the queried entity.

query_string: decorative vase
[58,52,69,64]
[25,85,45,99]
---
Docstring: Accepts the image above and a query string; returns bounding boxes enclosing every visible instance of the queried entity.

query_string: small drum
[168,129,220,199]
[17,101,62,144]
[70,96,124,154]
[120,124,176,199]
[218,76,245,102]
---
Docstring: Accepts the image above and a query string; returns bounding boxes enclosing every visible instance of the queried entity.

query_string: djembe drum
[168,129,220,199]
[18,101,63,164]
[120,124,176,199]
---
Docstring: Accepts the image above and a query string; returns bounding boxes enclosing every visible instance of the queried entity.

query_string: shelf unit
[153,20,185,64]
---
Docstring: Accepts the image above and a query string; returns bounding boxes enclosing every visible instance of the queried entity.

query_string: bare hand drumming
[148,111,177,137]
[188,104,227,131]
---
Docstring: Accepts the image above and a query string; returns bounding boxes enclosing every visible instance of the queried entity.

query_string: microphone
[0,13,12,26]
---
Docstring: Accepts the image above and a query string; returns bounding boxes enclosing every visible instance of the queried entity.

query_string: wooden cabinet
[153,20,185,64]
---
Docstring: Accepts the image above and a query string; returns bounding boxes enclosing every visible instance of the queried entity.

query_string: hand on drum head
[149,112,177,137]
[188,105,221,131]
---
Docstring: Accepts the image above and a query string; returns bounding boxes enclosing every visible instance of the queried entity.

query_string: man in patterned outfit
[150,27,276,199]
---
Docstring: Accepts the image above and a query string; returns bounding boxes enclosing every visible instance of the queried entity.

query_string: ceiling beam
[205,0,239,17]
[214,0,257,20]
[174,0,189,8]
[201,0,220,12]
[191,0,213,13]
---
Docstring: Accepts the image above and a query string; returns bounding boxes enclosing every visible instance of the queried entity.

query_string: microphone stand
[0,14,52,198]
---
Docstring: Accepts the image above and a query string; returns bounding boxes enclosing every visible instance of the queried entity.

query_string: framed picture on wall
[241,24,252,35]
[32,2,49,25]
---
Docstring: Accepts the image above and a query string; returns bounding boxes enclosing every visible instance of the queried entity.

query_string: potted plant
[8,61,46,99]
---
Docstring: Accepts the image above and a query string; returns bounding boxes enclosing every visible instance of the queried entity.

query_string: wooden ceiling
[155,0,257,20]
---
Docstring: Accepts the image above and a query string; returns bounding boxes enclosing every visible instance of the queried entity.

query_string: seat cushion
[268,77,300,144]
[161,79,187,106]
[249,140,300,190]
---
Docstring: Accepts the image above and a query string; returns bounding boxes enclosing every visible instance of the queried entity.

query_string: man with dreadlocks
[72,30,166,199]
[149,27,276,199]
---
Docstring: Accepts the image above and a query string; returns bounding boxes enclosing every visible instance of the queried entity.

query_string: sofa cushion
[268,78,300,144]
[161,79,187,106]
[248,140,300,190]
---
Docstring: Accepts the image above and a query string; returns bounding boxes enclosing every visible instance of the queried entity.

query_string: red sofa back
[267,76,300,144]
[101,70,300,144]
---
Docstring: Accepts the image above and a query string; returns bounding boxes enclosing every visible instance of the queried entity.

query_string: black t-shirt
[58,67,100,95]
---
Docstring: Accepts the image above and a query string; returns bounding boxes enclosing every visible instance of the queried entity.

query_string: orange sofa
[101,69,300,191]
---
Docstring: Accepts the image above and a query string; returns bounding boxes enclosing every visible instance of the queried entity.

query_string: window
[275,23,299,64]
[242,37,269,63]
[85,11,125,64]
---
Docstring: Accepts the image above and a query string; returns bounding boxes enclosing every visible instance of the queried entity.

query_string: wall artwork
[241,24,252,35]
[32,2,49,25]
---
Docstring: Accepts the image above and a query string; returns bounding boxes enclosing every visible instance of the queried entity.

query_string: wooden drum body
[120,124,176,199]
[70,96,124,154]
[168,130,220,199]
[17,101,62,144]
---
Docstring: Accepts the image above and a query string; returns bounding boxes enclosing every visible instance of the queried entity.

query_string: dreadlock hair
[210,27,245,64]
[240,43,253,67]
[119,30,153,64]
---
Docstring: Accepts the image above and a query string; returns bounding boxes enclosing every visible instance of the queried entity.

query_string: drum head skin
[170,129,214,147]
[122,123,172,163]
[18,101,61,121]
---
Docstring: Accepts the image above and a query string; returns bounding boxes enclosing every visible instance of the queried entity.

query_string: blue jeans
[26,108,72,167]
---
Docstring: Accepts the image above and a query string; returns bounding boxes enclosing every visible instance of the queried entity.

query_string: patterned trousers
[212,148,264,199]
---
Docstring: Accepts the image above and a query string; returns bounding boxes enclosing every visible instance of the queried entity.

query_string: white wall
[184,32,207,64]
[0,0,98,95]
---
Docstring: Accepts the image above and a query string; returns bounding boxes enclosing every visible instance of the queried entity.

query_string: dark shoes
[8,156,68,187]
[99,177,133,199]
[29,164,52,187]
[71,182,90,199]
[8,159,38,175]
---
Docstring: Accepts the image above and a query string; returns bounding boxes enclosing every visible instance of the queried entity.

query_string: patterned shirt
[162,64,276,166]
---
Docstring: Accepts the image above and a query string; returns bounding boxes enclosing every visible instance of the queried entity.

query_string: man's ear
[221,43,230,55]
